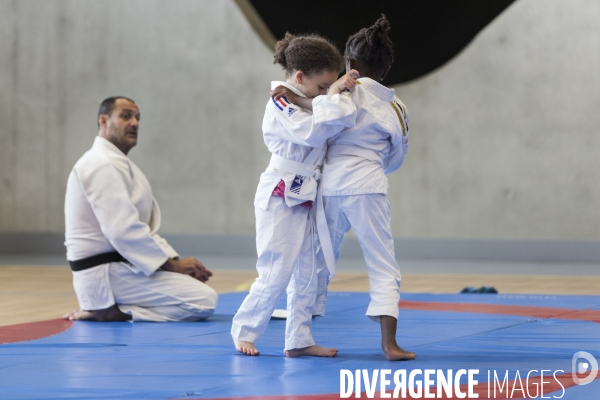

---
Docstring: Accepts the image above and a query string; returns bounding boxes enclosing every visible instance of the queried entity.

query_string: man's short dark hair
[97,96,136,127]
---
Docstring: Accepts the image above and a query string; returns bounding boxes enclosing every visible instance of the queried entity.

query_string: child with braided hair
[321,14,415,361]
[281,15,415,361]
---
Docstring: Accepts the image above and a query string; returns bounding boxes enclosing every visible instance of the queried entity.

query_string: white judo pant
[73,262,218,322]
[314,194,401,322]
[231,196,318,351]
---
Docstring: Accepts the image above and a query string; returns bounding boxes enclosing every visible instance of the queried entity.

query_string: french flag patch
[272,96,291,111]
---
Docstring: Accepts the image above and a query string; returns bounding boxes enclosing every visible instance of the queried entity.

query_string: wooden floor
[1,265,599,327]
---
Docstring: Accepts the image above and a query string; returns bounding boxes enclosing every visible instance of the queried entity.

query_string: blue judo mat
[1,292,599,399]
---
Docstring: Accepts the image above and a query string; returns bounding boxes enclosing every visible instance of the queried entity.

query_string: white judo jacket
[65,136,177,308]
[321,77,409,196]
[254,81,357,210]
[253,81,357,276]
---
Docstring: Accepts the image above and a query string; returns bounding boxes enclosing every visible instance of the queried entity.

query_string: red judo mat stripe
[183,372,599,400]
[398,300,600,324]
[0,318,72,344]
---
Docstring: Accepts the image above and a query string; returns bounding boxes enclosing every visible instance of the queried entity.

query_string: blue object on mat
[461,285,498,293]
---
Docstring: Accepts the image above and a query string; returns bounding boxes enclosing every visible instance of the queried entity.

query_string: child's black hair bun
[345,13,394,72]
[374,14,391,34]
[366,14,391,46]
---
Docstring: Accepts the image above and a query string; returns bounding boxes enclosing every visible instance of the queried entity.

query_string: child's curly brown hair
[274,32,343,77]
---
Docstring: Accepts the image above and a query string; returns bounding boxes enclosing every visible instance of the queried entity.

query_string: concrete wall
[0,0,279,235]
[1,0,599,241]
[389,0,600,240]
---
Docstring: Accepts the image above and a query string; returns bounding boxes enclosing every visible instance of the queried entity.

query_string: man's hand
[329,69,360,95]
[161,257,213,282]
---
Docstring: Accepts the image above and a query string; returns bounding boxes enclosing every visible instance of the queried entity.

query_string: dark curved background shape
[246,0,516,85]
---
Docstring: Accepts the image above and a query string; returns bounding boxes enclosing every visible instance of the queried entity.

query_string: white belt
[315,184,336,276]
[270,154,322,180]
[269,153,336,277]
[327,144,383,166]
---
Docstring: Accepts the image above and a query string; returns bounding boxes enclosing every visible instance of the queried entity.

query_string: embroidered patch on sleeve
[272,96,291,111]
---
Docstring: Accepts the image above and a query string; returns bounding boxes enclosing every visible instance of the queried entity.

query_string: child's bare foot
[285,345,338,358]
[380,315,415,361]
[382,343,416,361]
[234,340,260,356]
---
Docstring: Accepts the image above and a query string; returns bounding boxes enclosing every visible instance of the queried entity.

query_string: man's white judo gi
[314,77,409,322]
[230,82,356,351]
[65,136,218,321]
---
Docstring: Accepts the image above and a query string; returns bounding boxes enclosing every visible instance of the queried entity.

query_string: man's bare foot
[62,305,131,322]
[285,345,338,358]
[382,343,416,361]
[63,308,94,321]
[234,340,260,356]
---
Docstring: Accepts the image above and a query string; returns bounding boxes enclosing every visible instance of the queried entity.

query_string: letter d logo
[572,351,598,385]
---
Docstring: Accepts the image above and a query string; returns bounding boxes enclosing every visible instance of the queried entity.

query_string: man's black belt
[68,251,128,272]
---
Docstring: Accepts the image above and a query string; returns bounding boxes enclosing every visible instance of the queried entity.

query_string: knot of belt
[270,153,322,180]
